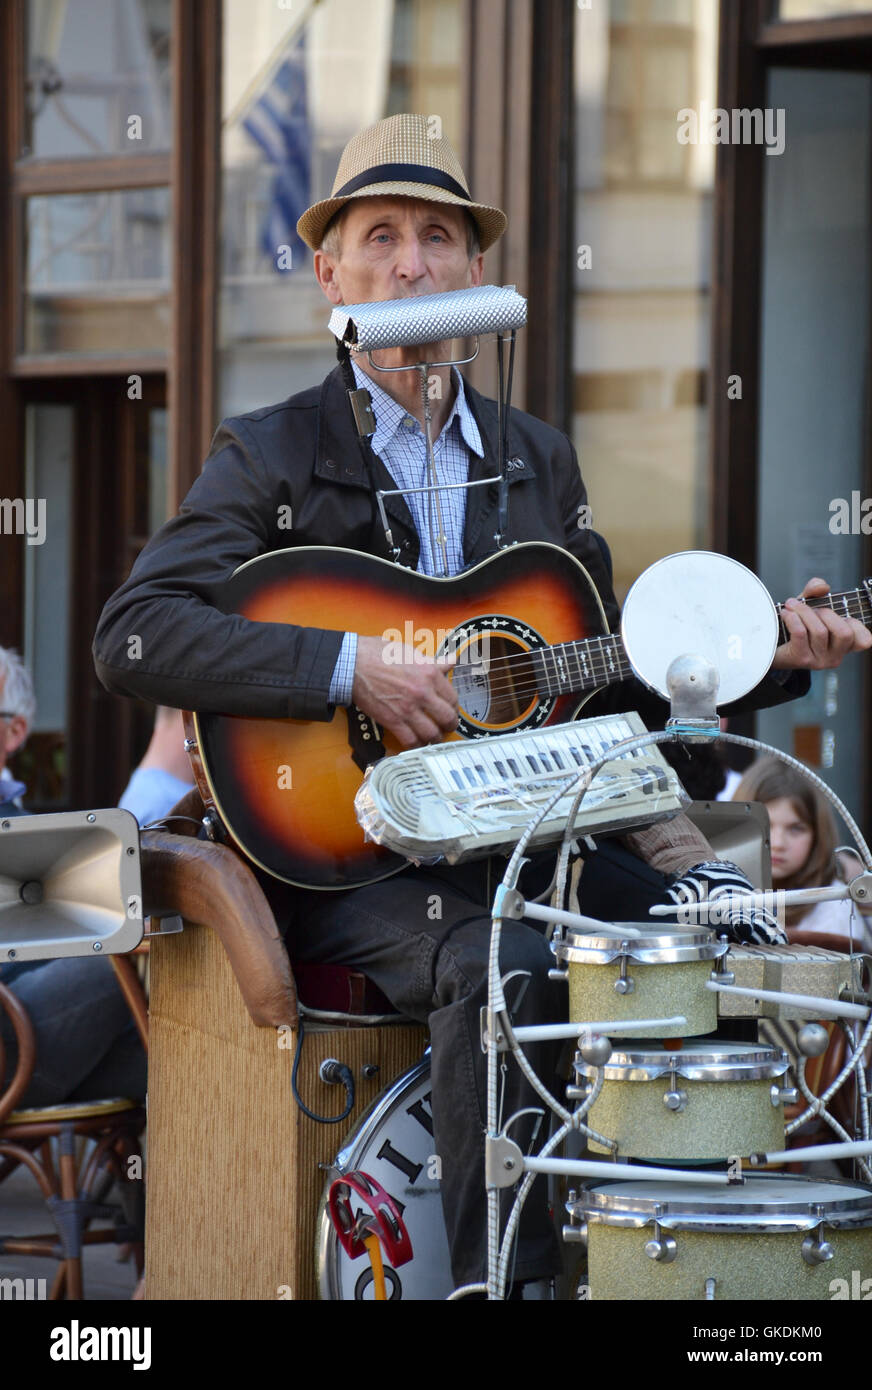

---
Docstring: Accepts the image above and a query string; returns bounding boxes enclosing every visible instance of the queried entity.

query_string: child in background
[732,754,872,951]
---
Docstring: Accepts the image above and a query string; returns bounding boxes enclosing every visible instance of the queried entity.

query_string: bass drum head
[316,1057,453,1300]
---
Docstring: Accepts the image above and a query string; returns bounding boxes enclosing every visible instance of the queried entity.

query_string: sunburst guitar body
[186,542,629,889]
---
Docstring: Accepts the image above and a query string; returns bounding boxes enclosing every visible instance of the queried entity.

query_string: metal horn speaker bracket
[0,809,143,962]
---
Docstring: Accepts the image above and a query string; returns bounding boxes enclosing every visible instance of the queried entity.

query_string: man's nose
[394,235,428,282]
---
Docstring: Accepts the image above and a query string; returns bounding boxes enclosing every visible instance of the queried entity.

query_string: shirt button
[401,415,416,430]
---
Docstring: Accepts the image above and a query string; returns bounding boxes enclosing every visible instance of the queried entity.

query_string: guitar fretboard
[775,582,872,643]
[532,633,634,699]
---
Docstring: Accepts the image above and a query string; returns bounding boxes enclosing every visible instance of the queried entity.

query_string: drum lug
[770,1083,798,1108]
[614,956,635,995]
[562,1194,589,1247]
[801,1216,834,1265]
[712,966,735,985]
[562,1219,588,1247]
[561,1195,589,1251]
[644,1220,677,1263]
[548,968,569,983]
[565,1084,589,1103]
[664,1057,687,1111]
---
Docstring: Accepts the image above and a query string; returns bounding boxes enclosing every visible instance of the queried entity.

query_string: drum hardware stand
[702,977,870,1022]
[480,652,872,1299]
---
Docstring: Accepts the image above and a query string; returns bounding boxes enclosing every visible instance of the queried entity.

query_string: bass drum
[316,1057,454,1300]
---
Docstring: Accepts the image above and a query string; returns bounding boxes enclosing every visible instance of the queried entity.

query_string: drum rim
[558,926,729,965]
[574,1173,872,1232]
[575,1038,790,1083]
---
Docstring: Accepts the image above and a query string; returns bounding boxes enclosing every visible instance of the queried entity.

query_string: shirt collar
[350,357,484,460]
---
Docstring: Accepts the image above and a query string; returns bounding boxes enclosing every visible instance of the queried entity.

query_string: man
[0,647,32,818]
[92,115,870,1293]
[118,706,195,827]
[0,646,146,1108]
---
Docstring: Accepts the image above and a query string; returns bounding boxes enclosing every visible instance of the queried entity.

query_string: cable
[290,1023,355,1124]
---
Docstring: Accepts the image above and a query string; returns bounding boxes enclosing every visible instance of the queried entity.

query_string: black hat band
[333,163,471,202]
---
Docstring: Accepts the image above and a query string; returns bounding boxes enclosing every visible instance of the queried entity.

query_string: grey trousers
[0,957,147,1108]
[289,856,566,1290]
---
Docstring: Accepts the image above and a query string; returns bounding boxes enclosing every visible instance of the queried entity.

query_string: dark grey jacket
[93,366,806,723]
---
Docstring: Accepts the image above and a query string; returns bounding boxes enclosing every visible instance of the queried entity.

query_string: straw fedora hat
[297,113,507,253]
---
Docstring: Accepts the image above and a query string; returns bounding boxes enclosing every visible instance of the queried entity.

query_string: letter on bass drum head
[316,1058,453,1300]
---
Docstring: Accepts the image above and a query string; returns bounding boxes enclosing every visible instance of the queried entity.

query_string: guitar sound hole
[450,636,538,729]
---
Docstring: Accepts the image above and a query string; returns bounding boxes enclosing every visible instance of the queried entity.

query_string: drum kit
[319,551,872,1300]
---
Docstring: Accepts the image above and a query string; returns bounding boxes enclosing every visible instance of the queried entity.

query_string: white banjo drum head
[620,551,778,706]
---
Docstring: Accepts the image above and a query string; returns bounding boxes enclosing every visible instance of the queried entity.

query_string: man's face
[0,677,28,778]
[314,196,483,308]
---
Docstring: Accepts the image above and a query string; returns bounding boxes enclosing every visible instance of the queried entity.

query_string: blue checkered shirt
[327,359,485,705]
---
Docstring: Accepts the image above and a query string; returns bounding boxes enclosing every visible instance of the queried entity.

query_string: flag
[242,37,311,271]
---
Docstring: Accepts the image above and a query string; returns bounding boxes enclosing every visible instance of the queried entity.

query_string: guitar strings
[441,587,871,707]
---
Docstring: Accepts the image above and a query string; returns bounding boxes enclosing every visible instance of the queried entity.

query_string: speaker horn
[0,809,143,963]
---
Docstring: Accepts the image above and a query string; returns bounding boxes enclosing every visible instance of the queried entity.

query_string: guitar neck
[535,632,634,699]
[774,582,872,644]
[538,580,872,702]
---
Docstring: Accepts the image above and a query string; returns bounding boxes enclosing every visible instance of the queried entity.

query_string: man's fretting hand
[771,576,872,670]
[352,635,459,748]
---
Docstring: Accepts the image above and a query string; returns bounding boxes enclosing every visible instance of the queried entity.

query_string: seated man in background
[119,705,195,827]
[0,646,146,1108]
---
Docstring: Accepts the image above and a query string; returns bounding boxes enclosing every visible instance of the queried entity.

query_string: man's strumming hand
[352,635,459,748]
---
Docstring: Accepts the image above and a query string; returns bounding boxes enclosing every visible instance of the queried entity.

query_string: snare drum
[575,1039,792,1161]
[554,927,729,1037]
[572,1174,872,1300]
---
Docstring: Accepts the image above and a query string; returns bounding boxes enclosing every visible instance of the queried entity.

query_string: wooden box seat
[140,826,426,1300]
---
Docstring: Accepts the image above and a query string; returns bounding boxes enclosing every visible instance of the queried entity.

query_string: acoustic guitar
[183,543,872,890]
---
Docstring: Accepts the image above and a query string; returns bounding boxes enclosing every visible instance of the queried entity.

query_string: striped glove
[663,861,786,945]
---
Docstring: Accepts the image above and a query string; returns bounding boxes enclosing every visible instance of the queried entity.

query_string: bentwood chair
[0,959,147,1299]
